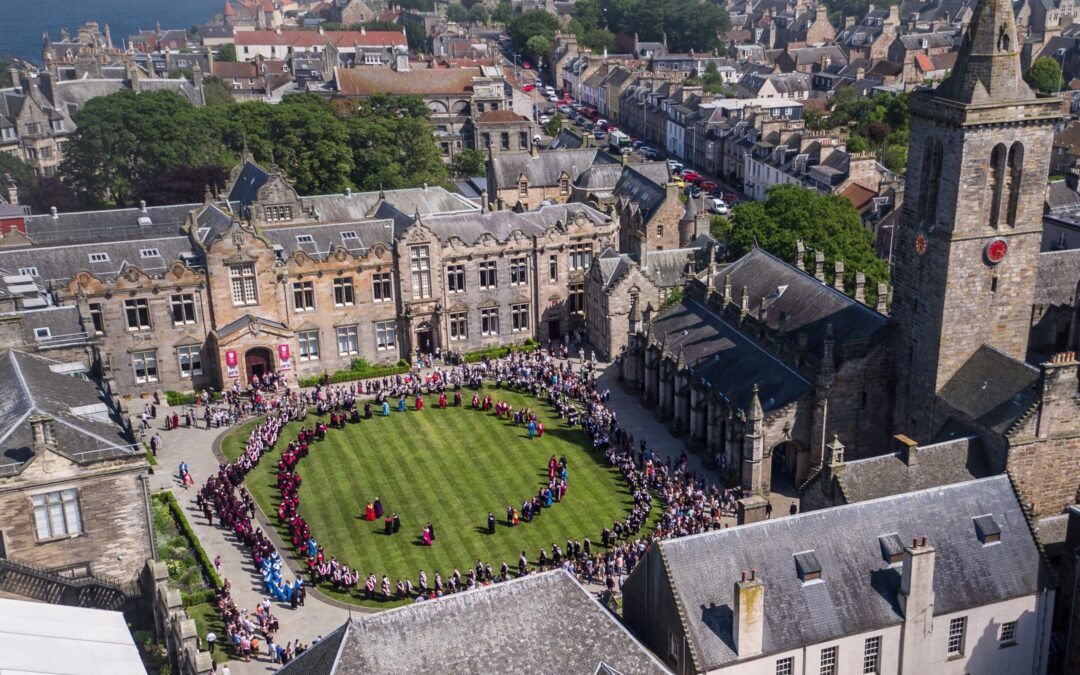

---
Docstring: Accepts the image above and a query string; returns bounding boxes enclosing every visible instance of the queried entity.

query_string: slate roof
[834,436,993,503]
[648,297,813,412]
[228,161,271,209]
[1034,249,1080,305]
[302,186,477,222]
[613,164,668,222]
[488,148,605,188]
[279,570,670,675]
[20,204,198,247]
[710,248,886,354]
[1045,180,1080,213]
[0,236,198,284]
[549,129,583,149]
[937,344,1041,434]
[646,475,1043,672]
[18,306,88,347]
[0,349,138,475]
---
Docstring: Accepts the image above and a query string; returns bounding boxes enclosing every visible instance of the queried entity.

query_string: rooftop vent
[973,514,1001,545]
[794,550,822,583]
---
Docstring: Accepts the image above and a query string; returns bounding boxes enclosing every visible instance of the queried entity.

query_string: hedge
[460,338,539,364]
[164,391,222,406]
[154,491,222,591]
[297,360,411,388]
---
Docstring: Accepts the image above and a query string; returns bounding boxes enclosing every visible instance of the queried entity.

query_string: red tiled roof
[213,61,258,78]
[235,30,405,48]
[914,53,934,73]
[840,182,877,212]
[474,110,528,123]
[335,67,479,95]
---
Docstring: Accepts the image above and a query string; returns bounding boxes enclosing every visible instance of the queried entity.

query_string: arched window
[918,139,943,228]
[1005,143,1024,227]
[988,143,1007,228]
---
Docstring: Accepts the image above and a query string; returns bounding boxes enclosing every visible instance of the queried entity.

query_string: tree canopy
[728,185,890,304]
[600,0,730,52]
[814,87,910,173]
[58,89,448,207]
[446,2,470,23]
[508,10,561,61]
[1024,57,1064,94]
[451,148,486,177]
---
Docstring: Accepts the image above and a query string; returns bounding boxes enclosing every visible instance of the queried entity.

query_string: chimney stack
[733,570,765,657]
[29,414,57,449]
[895,434,918,466]
[833,259,844,291]
[854,271,865,304]
[876,283,889,314]
[794,239,805,270]
[813,250,825,281]
[899,536,936,673]
[480,189,488,214]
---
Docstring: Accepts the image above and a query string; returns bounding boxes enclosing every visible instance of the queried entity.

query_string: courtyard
[221,387,653,607]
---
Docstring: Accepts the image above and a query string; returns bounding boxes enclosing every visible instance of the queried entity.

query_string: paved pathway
[146,357,797,673]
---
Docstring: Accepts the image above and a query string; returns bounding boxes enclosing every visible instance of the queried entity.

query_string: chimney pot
[750,568,756,580]
[51,206,58,219]
[921,535,927,546]
[741,570,747,581]
[913,537,918,547]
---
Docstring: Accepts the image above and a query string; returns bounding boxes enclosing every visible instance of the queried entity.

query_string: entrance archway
[416,321,434,355]
[770,441,803,498]
[245,347,274,384]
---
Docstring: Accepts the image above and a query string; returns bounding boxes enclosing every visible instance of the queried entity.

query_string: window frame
[511,303,529,332]
[775,656,794,675]
[229,262,259,306]
[449,312,468,340]
[336,325,359,356]
[447,264,466,293]
[170,293,197,325]
[819,645,838,675]
[372,272,393,303]
[410,245,432,299]
[31,488,83,541]
[333,276,355,307]
[947,617,967,657]
[480,307,499,336]
[298,330,320,361]
[292,280,316,312]
[132,349,159,384]
[479,260,498,289]
[375,320,396,351]
[509,257,529,286]
[862,635,881,674]
[124,298,153,331]
[177,345,203,378]
[999,620,1016,646]
[88,302,105,335]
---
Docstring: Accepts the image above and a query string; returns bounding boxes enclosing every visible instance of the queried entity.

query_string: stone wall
[1008,435,1080,518]
[143,561,213,675]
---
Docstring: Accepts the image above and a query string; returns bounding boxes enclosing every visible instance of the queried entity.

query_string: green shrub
[153,492,222,590]
[350,358,371,371]
[181,589,217,607]
[298,361,411,388]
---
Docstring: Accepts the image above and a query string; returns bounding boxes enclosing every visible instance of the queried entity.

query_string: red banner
[225,350,239,379]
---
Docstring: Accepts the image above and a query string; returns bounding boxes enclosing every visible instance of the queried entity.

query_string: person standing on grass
[487,512,496,534]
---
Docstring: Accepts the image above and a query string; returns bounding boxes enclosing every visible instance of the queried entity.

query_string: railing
[0,556,140,610]
[35,331,91,349]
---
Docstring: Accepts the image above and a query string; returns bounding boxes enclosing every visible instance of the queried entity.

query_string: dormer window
[559,176,570,195]
[296,234,315,246]
[794,550,822,583]
[973,514,1002,545]
[265,204,293,222]
[88,252,110,263]
[139,248,160,258]
[878,533,905,565]
[518,180,528,197]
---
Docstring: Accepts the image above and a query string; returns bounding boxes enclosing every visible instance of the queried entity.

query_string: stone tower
[891,0,1060,441]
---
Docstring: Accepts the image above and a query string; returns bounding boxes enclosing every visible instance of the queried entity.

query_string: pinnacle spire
[748,384,763,421]
[935,0,1032,103]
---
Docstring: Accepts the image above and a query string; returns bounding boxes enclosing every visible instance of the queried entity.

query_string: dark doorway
[416,321,434,354]
[245,347,273,383]
[548,319,560,341]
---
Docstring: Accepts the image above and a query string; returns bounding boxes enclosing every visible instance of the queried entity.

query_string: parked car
[723,192,739,203]
[593,130,606,139]
[548,94,559,102]
[682,170,700,182]
[667,160,684,174]
[558,105,571,114]
[700,180,717,192]
[538,115,551,124]
[685,185,702,198]
[522,61,531,69]
[710,187,725,198]
[523,84,535,92]
[632,139,644,150]
[640,147,657,159]
[708,198,729,215]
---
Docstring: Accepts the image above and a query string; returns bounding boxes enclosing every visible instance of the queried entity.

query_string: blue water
[0,0,223,64]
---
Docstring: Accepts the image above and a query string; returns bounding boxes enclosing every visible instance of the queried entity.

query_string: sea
[0,0,224,65]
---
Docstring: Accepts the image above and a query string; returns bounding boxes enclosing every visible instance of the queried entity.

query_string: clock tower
[891,0,1061,442]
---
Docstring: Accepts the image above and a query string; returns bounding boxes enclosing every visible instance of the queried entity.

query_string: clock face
[985,237,1008,264]
[915,233,928,256]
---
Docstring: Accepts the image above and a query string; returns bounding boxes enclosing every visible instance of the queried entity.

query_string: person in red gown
[364,502,376,521]
[415,394,424,411]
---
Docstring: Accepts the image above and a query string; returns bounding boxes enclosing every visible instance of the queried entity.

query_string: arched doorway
[770,441,802,495]
[245,347,274,384]
[416,321,434,355]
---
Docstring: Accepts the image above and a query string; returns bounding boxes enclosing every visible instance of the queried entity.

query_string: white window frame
[18,266,39,277]
[863,635,881,674]
[510,257,528,286]
[170,293,197,325]
[372,272,393,302]
[999,620,1016,645]
[511,303,529,332]
[480,307,499,336]
[333,277,355,307]
[229,262,258,306]
[549,254,558,281]
[177,346,203,378]
[88,252,110,263]
[375,320,396,351]
[447,264,466,293]
[31,488,83,540]
[139,248,160,258]
[410,245,432,299]
[293,280,316,312]
[948,617,967,656]
[337,325,359,355]
[298,330,320,361]
[479,260,498,289]
[124,298,152,331]
[132,349,158,383]
[776,656,794,675]
[449,312,468,340]
[819,645,838,675]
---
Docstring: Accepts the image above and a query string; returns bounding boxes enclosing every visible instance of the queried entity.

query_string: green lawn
[221,388,648,607]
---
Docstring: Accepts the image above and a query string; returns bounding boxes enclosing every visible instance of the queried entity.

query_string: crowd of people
[192,343,756,619]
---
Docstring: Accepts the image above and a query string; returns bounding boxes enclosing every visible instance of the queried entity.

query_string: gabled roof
[280,570,670,675]
[488,148,604,189]
[1035,248,1080,305]
[937,344,1041,434]
[234,30,405,48]
[0,349,138,474]
[227,160,270,208]
[832,436,993,503]
[644,475,1044,672]
[335,66,481,96]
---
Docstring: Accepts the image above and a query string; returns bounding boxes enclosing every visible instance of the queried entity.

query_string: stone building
[464,110,536,160]
[622,475,1053,675]
[622,0,1080,540]
[485,147,611,211]
[0,158,616,394]
[0,348,152,584]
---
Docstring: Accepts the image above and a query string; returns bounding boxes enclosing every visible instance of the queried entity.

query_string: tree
[580,28,616,53]
[0,153,38,204]
[508,10,560,56]
[709,215,732,245]
[1024,56,1063,94]
[218,43,237,62]
[728,184,890,303]
[446,2,469,22]
[0,57,14,88]
[544,112,565,137]
[468,3,489,24]
[600,0,730,52]
[847,134,870,153]
[202,76,235,107]
[492,0,512,24]
[451,148,486,177]
[525,35,552,62]
[341,93,448,190]
[882,144,908,173]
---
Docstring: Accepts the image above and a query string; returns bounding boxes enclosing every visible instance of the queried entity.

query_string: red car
[523,84,535,92]
[724,192,739,202]
[700,180,717,192]
[522,61,532,69]
[682,170,700,182]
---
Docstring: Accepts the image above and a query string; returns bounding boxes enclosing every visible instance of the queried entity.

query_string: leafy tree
[132,165,230,206]
[218,43,237,62]
[574,0,603,31]
[709,215,732,245]
[525,35,552,63]
[847,134,870,153]
[580,28,616,53]
[492,0,512,24]
[728,184,890,303]
[1024,56,1063,94]
[341,93,448,190]
[202,76,235,107]
[468,3,489,24]
[865,122,892,145]
[543,112,565,137]
[60,89,233,206]
[508,10,560,56]
[599,0,730,52]
[0,153,37,203]
[0,57,14,88]
[882,144,908,173]
[451,148,486,177]
[446,2,469,23]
